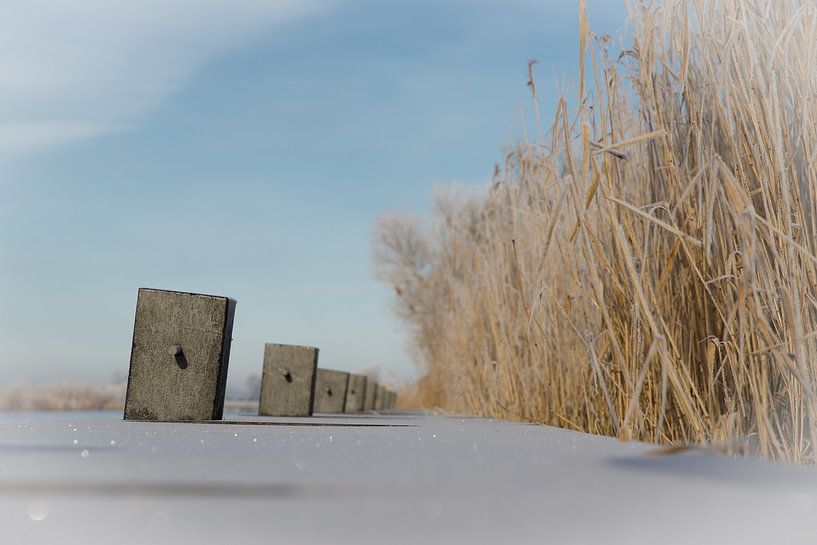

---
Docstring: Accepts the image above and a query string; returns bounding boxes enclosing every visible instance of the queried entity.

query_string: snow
[0,411,815,544]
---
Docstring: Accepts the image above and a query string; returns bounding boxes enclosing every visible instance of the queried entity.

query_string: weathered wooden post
[314,369,350,413]
[344,374,367,413]
[363,380,377,411]
[374,384,386,411]
[124,288,236,421]
[258,343,319,417]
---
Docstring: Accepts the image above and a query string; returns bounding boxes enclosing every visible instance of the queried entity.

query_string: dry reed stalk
[375,0,817,462]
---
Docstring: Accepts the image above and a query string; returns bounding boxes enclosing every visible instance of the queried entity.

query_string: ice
[0,412,814,545]
[26,500,49,522]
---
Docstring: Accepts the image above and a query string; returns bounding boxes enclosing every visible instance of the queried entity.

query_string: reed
[0,383,126,411]
[374,0,817,462]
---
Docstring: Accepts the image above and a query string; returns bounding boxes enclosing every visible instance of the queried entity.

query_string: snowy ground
[1,411,816,545]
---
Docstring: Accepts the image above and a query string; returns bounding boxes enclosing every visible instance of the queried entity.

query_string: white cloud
[0,0,335,158]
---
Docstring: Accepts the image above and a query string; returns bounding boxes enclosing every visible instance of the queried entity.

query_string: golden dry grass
[0,383,126,411]
[374,0,817,462]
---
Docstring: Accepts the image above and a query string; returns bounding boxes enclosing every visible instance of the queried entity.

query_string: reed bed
[0,383,126,411]
[373,0,817,462]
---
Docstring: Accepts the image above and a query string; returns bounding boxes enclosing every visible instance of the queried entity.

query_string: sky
[0,0,626,390]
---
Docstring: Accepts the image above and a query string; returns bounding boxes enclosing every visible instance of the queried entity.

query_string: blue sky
[0,0,626,389]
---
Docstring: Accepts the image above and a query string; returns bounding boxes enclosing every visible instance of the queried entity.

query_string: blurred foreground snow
[0,412,815,545]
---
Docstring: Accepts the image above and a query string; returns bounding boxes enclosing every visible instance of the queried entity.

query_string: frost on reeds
[373,0,817,462]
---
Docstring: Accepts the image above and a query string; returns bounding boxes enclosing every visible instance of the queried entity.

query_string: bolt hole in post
[279,368,293,384]
[170,345,188,370]
[326,388,333,397]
